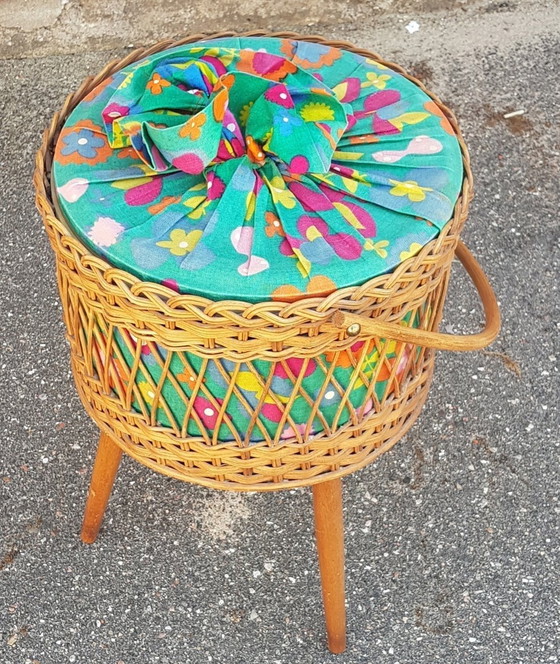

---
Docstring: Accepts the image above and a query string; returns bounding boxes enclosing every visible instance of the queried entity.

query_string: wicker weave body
[34,31,474,491]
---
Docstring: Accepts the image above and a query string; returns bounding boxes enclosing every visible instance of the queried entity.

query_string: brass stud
[346,323,361,337]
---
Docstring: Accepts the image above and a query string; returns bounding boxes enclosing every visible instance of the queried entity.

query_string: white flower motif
[87,216,125,248]
[57,178,89,203]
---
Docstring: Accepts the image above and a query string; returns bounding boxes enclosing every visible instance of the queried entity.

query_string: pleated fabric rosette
[52,36,463,443]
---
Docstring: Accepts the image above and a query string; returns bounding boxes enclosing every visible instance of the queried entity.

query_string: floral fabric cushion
[53,36,462,303]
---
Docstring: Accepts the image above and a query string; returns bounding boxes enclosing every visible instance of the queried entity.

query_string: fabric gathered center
[53,36,463,303]
[102,52,350,187]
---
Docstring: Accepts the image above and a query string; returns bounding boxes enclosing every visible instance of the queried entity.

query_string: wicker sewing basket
[34,31,500,492]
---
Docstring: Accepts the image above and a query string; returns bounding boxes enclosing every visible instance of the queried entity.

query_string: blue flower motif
[273,111,303,137]
[60,128,106,159]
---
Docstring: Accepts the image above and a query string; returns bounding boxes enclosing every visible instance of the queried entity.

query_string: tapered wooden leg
[81,432,123,544]
[312,477,346,654]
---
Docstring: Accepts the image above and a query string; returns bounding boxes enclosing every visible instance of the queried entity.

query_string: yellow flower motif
[399,242,423,262]
[365,58,389,70]
[363,239,390,258]
[299,101,335,122]
[389,179,433,202]
[239,102,254,126]
[198,47,236,66]
[156,228,203,256]
[183,196,211,220]
[138,381,156,405]
[267,176,297,209]
[245,191,256,221]
[236,371,289,404]
[361,72,391,89]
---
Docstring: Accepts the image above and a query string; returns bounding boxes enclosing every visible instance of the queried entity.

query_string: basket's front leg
[81,432,123,544]
[312,478,347,654]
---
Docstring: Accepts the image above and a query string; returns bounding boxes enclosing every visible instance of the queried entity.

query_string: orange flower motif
[146,73,171,95]
[117,146,139,160]
[309,87,331,96]
[179,112,207,140]
[423,100,455,135]
[212,87,228,122]
[177,366,204,386]
[348,133,380,145]
[237,49,297,81]
[271,275,337,303]
[147,195,182,215]
[83,75,114,103]
[324,339,377,369]
[121,121,142,137]
[220,73,236,90]
[55,119,112,166]
[246,135,266,165]
[264,212,285,238]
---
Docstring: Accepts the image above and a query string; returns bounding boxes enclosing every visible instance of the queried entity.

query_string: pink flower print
[264,84,294,108]
[102,102,130,124]
[373,115,401,135]
[363,89,401,114]
[281,422,315,439]
[162,278,180,292]
[200,54,228,78]
[273,357,317,379]
[127,331,151,356]
[57,178,89,203]
[87,216,125,248]
[288,181,334,212]
[238,50,297,81]
[358,399,373,418]
[345,114,357,131]
[206,171,225,200]
[330,163,355,179]
[193,395,223,430]
[317,182,345,203]
[283,216,363,261]
[171,152,204,175]
[332,77,362,103]
[286,155,309,174]
[261,402,284,423]
[353,89,402,135]
[124,177,163,206]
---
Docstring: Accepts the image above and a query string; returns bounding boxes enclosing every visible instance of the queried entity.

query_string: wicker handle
[331,241,500,352]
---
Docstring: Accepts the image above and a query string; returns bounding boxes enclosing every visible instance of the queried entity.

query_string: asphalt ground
[0,2,559,662]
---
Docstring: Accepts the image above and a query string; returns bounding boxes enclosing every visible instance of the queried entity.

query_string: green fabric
[53,36,463,303]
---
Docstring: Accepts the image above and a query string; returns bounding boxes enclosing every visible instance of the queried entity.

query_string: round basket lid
[52,36,463,303]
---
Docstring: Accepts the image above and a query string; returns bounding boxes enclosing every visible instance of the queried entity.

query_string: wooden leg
[81,432,123,544]
[312,477,346,654]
